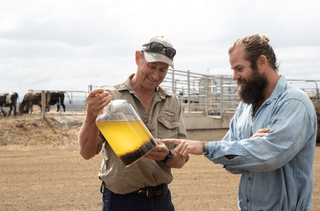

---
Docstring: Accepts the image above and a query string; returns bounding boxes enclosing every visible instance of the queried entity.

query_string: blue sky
[1,0,320,99]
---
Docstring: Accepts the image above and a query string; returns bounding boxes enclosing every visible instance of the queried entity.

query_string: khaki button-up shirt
[97,74,188,194]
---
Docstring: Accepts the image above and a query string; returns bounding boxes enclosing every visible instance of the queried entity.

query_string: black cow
[50,92,66,112]
[179,91,200,104]
[0,92,19,117]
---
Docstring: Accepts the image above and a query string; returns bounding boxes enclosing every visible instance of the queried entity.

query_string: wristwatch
[161,149,173,164]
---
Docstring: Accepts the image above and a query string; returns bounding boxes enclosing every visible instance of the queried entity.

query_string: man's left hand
[145,139,169,161]
[162,139,202,160]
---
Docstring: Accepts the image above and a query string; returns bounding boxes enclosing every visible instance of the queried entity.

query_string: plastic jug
[96,99,157,166]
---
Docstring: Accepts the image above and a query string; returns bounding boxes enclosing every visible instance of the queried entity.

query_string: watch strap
[161,149,173,163]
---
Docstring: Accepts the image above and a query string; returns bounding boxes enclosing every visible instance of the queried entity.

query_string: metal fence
[162,70,320,117]
[89,70,240,117]
[89,69,320,117]
[286,79,320,103]
[162,69,239,117]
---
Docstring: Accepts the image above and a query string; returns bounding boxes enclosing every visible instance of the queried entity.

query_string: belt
[134,184,168,197]
[103,183,168,197]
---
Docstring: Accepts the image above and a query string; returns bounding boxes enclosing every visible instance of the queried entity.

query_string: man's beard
[237,70,268,104]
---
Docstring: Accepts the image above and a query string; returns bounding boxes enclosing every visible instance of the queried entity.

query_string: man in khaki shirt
[79,36,188,211]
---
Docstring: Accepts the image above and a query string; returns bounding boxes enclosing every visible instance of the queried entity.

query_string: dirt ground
[0,113,320,211]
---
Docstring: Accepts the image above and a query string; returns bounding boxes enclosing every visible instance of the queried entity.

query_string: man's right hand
[86,88,112,118]
[79,88,111,160]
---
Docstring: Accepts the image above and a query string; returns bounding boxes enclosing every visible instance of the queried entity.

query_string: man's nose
[151,70,160,80]
[232,71,239,81]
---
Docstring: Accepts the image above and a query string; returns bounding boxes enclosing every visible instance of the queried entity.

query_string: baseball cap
[140,36,175,69]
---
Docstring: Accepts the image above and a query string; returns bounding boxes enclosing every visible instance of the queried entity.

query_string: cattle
[308,93,319,103]
[19,91,51,114]
[0,92,19,117]
[50,92,66,112]
[179,91,200,104]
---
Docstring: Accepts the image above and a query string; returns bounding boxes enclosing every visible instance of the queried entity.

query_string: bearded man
[162,34,317,211]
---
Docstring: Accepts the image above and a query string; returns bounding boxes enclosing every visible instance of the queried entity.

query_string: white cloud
[0,0,320,100]
[0,11,20,32]
[277,46,320,60]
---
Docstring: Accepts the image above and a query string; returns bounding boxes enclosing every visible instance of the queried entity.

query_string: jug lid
[103,99,128,115]
[96,99,140,122]
[110,99,127,108]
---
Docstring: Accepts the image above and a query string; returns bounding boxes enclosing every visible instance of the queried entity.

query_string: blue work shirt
[206,76,317,211]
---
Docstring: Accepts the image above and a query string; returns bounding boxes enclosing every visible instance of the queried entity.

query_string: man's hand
[159,128,270,161]
[250,128,270,139]
[145,139,170,161]
[86,88,112,118]
[162,139,202,160]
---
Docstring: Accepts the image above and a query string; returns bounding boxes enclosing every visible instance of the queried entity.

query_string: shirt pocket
[158,116,180,133]
[157,117,180,149]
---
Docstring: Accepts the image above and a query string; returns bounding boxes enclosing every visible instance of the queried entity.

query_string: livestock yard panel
[88,69,320,118]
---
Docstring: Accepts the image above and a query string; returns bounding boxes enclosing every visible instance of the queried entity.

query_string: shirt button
[248,177,251,181]
[246,199,249,203]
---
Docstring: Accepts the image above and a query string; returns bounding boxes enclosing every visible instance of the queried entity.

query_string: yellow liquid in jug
[96,120,153,156]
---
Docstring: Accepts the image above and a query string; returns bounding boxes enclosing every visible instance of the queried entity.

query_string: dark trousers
[100,182,175,211]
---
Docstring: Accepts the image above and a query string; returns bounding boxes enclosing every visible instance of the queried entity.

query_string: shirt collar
[117,74,173,100]
[266,75,287,103]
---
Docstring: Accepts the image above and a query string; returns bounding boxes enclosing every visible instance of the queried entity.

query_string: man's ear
[135,51,141,65]
[258,55,268,71]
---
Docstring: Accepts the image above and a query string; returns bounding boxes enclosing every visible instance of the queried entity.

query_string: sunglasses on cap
[142,42,176,59]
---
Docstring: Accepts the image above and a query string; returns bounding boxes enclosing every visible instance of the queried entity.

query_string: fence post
[41,90,46,119]
[187,70,190,114]
[220,77,223,117]
[59,97,62,115]
[172,69,175,94]
[71,92,74,115]
[316,84,319,103]
[205,75,209,116]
